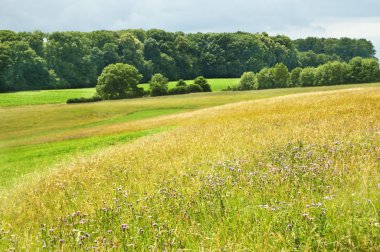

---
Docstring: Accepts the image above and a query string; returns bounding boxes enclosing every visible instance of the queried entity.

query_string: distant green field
[0,78,239,107]
[0,88,96,107]
[139,78,239,92]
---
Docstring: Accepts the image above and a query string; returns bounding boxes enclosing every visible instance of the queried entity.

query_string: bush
[187,84,203,93]
[168,86,188,95]
[237,72,257,90]
[66,95,103,104]
[176,79,187,87]
[194,76,211,92]
[124,87,147,98]
[289,67,302,87]
[299,67,317,87]
[150,73,169,96]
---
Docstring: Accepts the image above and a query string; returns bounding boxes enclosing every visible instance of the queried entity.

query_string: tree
[237,72,257,90]
[271,63,290,88]
[96,63,142,99]
[256,67,274,89]
[2,41,50,91]
[299,67,317,87]
[348,57,380,83]
[194,76,211,92]
[289,67,302,87]
[46,32,97,88]
[150,73,169,96]
[316,61,350,85]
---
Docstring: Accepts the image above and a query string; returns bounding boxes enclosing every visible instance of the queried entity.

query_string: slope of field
[1,83,379,188]
[0,86,379,250]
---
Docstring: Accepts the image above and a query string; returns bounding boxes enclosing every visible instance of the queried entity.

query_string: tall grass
[2,83,379,189]
[0,87,379,250]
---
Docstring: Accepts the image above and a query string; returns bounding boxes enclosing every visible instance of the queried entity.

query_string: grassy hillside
[0,85,379,250]
[1,83,379,188]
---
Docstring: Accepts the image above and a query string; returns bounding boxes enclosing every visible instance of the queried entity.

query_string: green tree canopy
[237,72,257,90]
[96,63,142,99]
[149,73,169,96]
[271,63,290,88]
[289,67,302,87]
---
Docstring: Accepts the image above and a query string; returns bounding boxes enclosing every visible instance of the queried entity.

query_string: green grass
[0,86,379,250]
[0,78,239,107]
[0,88,96,107]
[1,83,380,189]
[0,127,169,188]
[139,78,239,92]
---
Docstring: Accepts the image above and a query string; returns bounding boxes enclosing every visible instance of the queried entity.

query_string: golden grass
[0,87,379,250]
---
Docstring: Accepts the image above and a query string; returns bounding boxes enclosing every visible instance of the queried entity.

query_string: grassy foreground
[0,86,379,250]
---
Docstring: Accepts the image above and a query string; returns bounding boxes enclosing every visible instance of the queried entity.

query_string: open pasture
[0,84,379,250]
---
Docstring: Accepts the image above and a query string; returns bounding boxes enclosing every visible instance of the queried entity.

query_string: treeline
[0,29,377,92]
[231,57,380,91]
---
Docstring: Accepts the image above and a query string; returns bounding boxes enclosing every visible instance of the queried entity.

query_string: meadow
[0,78,240,107]
[0,82,379,250]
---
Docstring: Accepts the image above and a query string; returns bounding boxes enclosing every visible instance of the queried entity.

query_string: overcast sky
[1,0,380,57]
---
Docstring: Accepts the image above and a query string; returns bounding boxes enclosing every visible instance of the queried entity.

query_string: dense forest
[0,29,377,92]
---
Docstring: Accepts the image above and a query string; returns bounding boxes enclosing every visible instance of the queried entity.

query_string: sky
[1,0,380,57]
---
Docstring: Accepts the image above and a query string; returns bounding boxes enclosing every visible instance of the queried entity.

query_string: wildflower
[138,228,144,234]
[121,224,128,231]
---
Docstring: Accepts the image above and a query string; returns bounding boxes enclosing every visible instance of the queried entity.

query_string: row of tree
[93,63,211,101]
[232,57,380,90]
[0,29,376,92]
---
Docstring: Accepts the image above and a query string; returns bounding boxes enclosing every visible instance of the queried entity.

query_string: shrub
[237,72,257,90]
[194,76,211,92]
[66,95,103,104]
[289,67,302,87]
[187,84,203,93]
[168,86,188,95]
[150,73,169,96]
[299,67,317,87]
[176,79,187,87]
